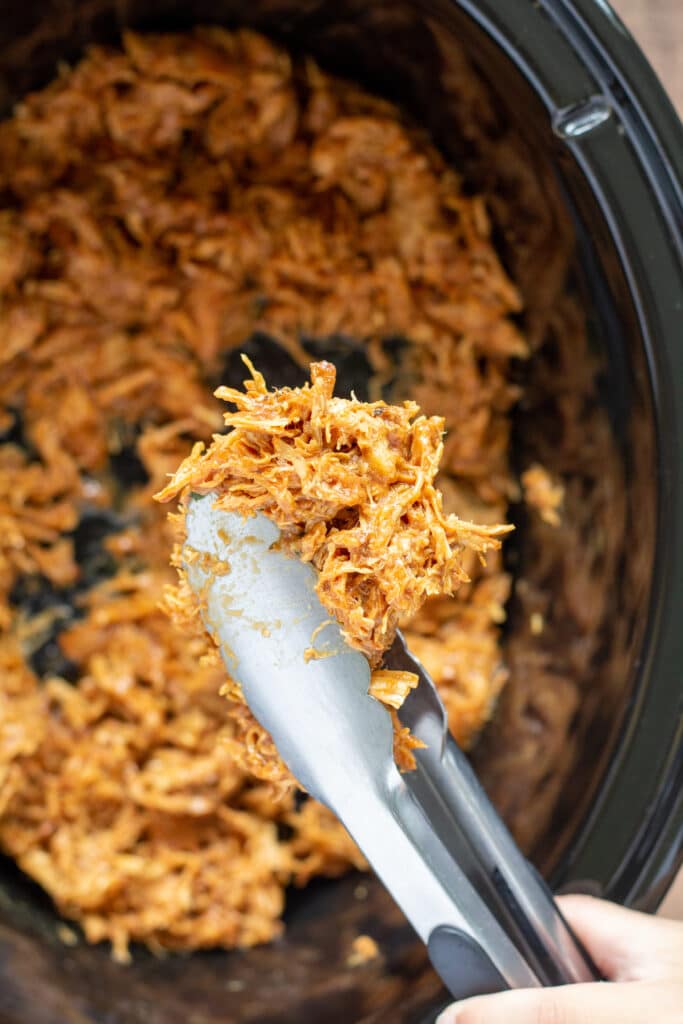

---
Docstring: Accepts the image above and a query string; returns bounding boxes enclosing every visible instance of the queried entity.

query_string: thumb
[556,895,683,981]
[436,981,682,1024]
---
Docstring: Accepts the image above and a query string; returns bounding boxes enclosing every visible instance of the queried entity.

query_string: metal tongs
[184,494,601,1001]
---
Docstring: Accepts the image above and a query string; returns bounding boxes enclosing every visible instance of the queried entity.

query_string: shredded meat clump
[156,359,510,776]
[521,464,564,527]
[157,358,509,661]
[347,934,381,967]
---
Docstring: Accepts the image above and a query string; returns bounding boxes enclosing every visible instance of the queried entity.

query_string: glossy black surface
[0,1,681,1021]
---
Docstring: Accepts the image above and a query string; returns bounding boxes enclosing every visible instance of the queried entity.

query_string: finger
[436,980,683,1024]
[557,895,683,981]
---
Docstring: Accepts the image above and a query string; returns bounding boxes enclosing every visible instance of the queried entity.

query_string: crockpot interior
[0,2,658,1022]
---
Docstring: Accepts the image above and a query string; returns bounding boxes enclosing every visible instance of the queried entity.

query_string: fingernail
[435,1008,457,1024]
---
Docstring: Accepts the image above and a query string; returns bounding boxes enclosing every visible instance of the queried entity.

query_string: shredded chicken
[347,934,380,967]
[156,359,509,660]
[0,26,624,961]
[156,359,510,778]
[522,464,564,527]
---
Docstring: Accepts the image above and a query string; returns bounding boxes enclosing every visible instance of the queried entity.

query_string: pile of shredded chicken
[156,358,510,777]
[0,27,622,962]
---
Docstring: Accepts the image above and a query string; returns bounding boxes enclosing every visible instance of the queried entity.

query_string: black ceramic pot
[0,2,681,1022]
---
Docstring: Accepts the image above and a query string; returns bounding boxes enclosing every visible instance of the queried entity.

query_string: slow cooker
[0,1,681,1022]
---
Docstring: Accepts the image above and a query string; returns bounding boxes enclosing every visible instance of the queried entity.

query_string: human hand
[436,895,683,1023]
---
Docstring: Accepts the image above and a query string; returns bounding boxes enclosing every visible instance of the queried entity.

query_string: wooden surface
[611,0,683,113]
